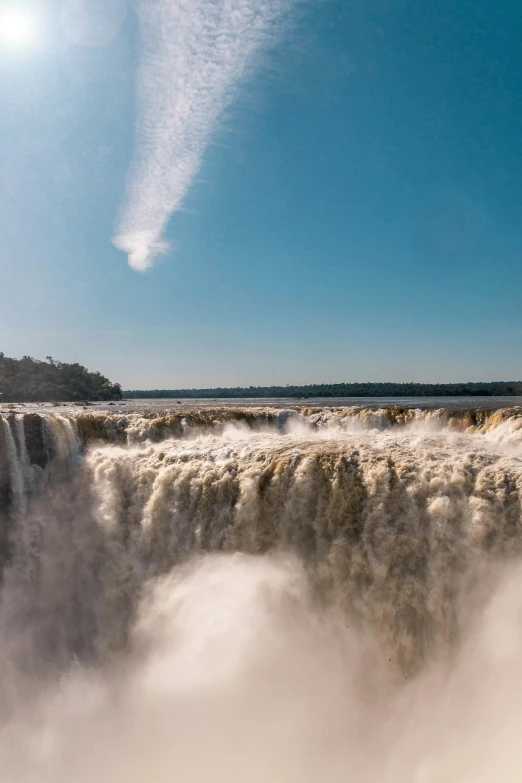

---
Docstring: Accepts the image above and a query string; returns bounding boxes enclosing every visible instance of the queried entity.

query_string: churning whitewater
[1,404,522,780]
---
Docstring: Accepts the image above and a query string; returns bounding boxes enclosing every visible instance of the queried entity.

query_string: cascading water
[1,415,25,511]
[2,404,522,781]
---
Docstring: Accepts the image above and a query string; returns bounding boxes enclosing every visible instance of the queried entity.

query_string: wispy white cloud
[114,0,291,272]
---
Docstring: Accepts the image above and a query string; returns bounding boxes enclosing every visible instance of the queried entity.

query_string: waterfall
[0,404,521,672]
[0,413,81,515]
[0,415,26,512]
[1,404,522,780]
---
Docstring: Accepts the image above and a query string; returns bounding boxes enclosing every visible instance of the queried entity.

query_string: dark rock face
[0,433,9,511]
[0,420,14,570]
[0,438,11,528]
[0,413,60,577]
[23,414,49,470]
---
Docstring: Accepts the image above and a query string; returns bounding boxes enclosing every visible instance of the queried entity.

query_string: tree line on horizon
[0,354,122,402]
[124,381,522,399]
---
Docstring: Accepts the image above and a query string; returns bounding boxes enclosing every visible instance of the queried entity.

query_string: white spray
[4,554,522,782]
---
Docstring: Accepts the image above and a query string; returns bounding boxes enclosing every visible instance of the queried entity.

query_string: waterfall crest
[1,405,522,673]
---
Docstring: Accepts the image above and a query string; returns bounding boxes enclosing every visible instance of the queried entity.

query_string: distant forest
[124,382,522,400]
[0,354,122,402]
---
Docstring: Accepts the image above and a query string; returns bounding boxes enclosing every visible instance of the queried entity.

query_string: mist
[2,552,522,781]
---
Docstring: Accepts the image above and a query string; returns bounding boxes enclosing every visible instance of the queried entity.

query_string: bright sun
[0,7,37,49]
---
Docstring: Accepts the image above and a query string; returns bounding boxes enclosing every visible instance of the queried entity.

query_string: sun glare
[0,6,38,49]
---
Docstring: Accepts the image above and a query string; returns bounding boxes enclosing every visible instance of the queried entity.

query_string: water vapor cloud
[114,0,291,272]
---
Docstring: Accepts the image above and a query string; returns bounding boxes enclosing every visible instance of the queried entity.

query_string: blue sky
[0,0,521,388]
